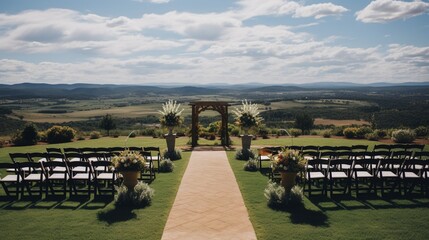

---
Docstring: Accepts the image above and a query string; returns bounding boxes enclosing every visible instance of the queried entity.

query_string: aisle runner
[161,151,257,240]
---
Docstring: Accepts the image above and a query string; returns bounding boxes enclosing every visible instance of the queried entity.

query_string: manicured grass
[0,137,190,240]
[227,138,429,240]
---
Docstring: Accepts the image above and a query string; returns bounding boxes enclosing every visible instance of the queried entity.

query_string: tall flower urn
[159,100,183,153]
[281,172,298,194]
[241,134,253,151]
[112,150,146,190]
[121,171,140,189]
[271,148,306,194]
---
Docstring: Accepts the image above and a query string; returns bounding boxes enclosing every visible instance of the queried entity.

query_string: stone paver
[162,150,257,240]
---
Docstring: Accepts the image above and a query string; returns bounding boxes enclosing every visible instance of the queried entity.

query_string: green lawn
[0,137,191,240]
[227,138,429,240]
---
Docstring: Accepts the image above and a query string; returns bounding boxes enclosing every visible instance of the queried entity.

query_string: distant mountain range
[0,82,428,99]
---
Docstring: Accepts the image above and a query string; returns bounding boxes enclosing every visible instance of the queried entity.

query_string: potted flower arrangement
[112,150,146,189]
[232,99,263,151]
[271,148,306,193]
[159,99,184,153]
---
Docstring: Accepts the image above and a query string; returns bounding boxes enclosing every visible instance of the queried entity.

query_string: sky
[0,0,428,85]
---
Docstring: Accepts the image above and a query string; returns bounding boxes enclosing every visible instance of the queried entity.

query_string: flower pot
[121,171,140,189]
[281,172,297,194]
[165,133,176,153]
[241,134,253,151]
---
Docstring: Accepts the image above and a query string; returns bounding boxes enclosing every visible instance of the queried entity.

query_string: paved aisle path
[161,150,257,240]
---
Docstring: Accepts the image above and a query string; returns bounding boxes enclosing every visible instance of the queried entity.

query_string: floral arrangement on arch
[271,148,306,173]
[158,99,184,127]
[112,150,146,172]
[232,99,263,130]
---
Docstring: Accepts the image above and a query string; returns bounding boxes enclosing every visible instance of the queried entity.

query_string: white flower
[158,99,184,116]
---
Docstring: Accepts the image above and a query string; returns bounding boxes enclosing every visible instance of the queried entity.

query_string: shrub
[322,130,331,138]
[243,159,258,171]
[46,125,76,144]
[391,129,416,143]
[356,126,373,139]
[264,181,304,208]
[258,127,270,139]
[230,128,240,137]
[235,149,255,160]
[414,126,429,137]
[374,129,387,138]
[115,182,154,208]
[365,132,379,141]
[77,135,86,141]
[11,124,39,146]
[128,131,137,138]
[333,127,345,136]
[159,159,175,172]
[163,148,182,160]
[38,131,48,142]
[289,128,302,137]
[310,130,318,136]
[343,127,358,139]
[89,131,102,139]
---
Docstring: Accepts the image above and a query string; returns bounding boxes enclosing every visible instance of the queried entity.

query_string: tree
[11,123,38,146]
[294,113,314,135]
[99,114,116,136]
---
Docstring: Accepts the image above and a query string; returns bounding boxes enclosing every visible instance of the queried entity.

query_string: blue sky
[0,0,428,85]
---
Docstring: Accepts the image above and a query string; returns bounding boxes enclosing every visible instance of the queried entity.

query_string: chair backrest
[335,146,352,152]
[404,144,425,152]
[127,146,143,152]
[285,146,302,151]
[401,159,426,173]
[27,152,48,162]
[391,151,413,159]
[109,147,125,153]
[352,145,368,152]
[46,148,62,153]
[63,148,81,154]
[79,147,95,153]
[306,158,329,171]
[302,151,319,159]
[18,162,42,175]
[319,146,336,152]
[373,144,391,152]
[328,159,352,171]
[65,152,84,162]
[9,153,29,163]
[336,151,355,159]
[83,152,104,162]
[258,146,281,156]
[353,158,379,172]
[390,144,407,152]
[41,161,68,175]
[319,151,336,160]
[378,158,404,171]
[94,147,109,153]
[0,162,19,175]
[46,152,65,162]
[302,145,319,152]
[413,151,429,160]
[372,151,391,159]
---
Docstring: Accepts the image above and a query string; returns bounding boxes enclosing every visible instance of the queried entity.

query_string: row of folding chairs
[0,160,116,199]
[46,146,162,171]
[303,157,429,197]
[302,151,429,161]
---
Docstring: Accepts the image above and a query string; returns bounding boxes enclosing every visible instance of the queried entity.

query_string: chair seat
[97,173,115,180]
[329,171,348,179]
[307,172,324,179]
[53,167,67,172]
[69,158,81,162]
[377,171,397,178]
[48,173,68,180]
[72,166,89,172]
[147,156,161,161]
[95,166,108,171]
[72,173,92,180]
[259,156,270,161]
[0,174,20,182]
[353,171,373,178]
[25,173,44,181]
[401,172,420,179]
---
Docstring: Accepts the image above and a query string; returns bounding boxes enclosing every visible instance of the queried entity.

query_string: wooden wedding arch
[189,101,230,147]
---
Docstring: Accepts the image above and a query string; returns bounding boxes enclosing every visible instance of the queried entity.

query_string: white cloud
[356,0,429,23]
[293,3,348,19]
[235,0,348,19]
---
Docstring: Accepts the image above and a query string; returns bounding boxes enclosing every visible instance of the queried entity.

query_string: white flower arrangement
[158,99,184,127]
[232,99,263,129]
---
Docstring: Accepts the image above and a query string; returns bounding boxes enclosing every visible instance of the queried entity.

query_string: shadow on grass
[308,193,429,211]
[97,206,137,225]
[270,203,329,227]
